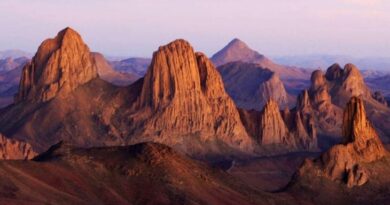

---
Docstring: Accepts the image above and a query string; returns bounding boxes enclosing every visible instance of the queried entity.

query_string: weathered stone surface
[0,134,36,160]
[131,39,255,154]
[16,27,98,102]
[298,97,387,187]
[260,100,292,145]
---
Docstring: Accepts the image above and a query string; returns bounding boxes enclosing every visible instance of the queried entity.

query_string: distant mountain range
[273,55,390,71]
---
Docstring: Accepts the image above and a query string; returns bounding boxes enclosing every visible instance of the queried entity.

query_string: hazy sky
[1,0,390,58]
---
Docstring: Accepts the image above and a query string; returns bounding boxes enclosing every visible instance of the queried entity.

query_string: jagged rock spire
[298,96,386,187]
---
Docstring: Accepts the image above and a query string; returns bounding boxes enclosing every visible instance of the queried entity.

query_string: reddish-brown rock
[131,39,254,154]
[260,100,292,145]
[16,27,98,102]
[0,134,36,160]
[298,97,386,187]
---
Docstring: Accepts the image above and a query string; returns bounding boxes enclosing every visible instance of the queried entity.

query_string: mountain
[286,97,390,204]
[0,49,32,59]
[16,27,98,103]
[274,54,390,71]
[366,74,390,98]
[217,62,290,110]
[93,52,139,86]
[129,39,255,156]
[0,57,29,72]
[211,39,312,81]
[0,28,256,158]
[0,142,290,205]
[110,57,151,77]
[0,57,28,107]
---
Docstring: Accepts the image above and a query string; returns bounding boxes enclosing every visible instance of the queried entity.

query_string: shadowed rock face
[16,27,98,103]
[211,39,311,80]
[296,97,386,187]
[0,134,36,160]
[217,62,289,110]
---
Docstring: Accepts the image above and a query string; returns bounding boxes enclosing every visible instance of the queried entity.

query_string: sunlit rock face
[297,97,386,187]
[132,39,255,154]
[0,134,36,160]
[16,27,98,103]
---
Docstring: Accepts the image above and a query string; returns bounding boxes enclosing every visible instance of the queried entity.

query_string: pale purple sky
[1,0,390,58]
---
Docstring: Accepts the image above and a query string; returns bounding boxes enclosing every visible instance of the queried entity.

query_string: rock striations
[0,134,36,160]
[16,27,98,103]
[297,97,386,187]
[239,99,317,151]
[130,40,254,154]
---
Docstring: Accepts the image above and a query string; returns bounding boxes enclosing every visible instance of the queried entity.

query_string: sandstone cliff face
[16,27,98,102]
[239,98,316,150]
[259,100,292,145]
[131,39,254,154]
[290,91,318,150]
[0,134,36,160]
[217,62,289,110]
[298,97,386,187]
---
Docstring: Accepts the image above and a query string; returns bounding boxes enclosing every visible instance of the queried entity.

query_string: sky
[0,0,390,58]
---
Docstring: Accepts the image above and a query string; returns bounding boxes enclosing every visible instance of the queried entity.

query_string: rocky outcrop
[15,27,98,103]
[217,62,289,110]
[259,100,292,145]
[0,134,36,160]
[325,63,372,106]
[131,39,254,154]
[289,91,318,150]
[297,97,386,187]
[240,98,316,150]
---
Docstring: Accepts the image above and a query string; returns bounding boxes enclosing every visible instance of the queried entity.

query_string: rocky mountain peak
[133,39,254,154]
[260,99,291,145]
[211,38,266,67]
[15,27,98,103]
[325,63,343,81]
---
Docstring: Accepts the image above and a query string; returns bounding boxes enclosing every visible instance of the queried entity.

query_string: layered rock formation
[217,62,289,110]
[15,27,98,102]
[130,40,254,154]
[0,134,36,160]
[259,100,292,145]
[297,97,387,187]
